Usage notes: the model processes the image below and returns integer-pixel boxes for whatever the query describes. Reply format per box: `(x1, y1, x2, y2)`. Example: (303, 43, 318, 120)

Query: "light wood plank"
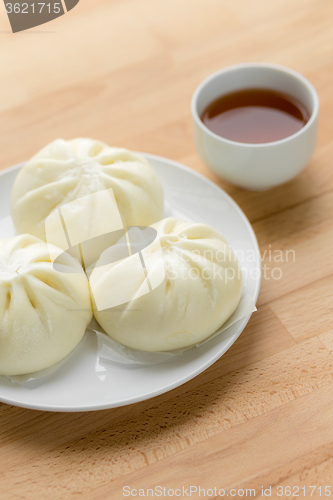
(80, 383, 333, 499)
(1, 337, 332, 498)
(253, 190, 333, 246)
(258, 221, 333, 305)
(270, 275, 333, 342)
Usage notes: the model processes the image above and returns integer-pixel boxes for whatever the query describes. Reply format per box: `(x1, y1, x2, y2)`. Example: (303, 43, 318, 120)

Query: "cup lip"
(191, 62, 319, 148)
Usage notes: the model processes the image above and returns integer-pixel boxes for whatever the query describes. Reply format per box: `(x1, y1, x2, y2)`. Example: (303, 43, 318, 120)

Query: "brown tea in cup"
(201, 88, 309, 144)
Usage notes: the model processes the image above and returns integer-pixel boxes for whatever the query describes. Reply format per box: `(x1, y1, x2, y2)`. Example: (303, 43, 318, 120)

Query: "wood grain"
(270, 276, 333, 342)
(85, 384, 333, 500)
(0, 0, 333, 498)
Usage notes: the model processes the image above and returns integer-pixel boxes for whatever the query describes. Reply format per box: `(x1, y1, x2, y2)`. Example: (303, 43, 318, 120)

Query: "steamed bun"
(11, 138, 164, 241)
(0, 234, 92, 376)
(90, 218, 242, 351)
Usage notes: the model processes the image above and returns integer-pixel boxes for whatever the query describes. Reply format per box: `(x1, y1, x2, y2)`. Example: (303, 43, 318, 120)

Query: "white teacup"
(191, 63, 319, 190)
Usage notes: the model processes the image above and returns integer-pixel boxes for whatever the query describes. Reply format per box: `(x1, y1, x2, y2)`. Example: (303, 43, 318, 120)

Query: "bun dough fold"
(0, 234, 92, 376)
(91, 218, 242, 351)
(11, 138, 164, 241)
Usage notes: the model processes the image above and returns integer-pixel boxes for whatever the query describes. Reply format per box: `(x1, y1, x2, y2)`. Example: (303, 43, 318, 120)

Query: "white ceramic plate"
(0, 154, 261, 412)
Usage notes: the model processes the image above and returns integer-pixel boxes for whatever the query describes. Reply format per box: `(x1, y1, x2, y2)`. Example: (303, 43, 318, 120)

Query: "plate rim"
(0, 154, 261, 412)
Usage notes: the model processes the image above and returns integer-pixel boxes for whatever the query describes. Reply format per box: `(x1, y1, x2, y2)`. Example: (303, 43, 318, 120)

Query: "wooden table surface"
(1, 0, 333, 498)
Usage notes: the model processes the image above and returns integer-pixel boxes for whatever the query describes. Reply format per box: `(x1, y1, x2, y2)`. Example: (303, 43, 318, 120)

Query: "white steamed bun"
(0, 234, 92, 376)
(90, 217, 242, 351)
(11, 138, 164, 241)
